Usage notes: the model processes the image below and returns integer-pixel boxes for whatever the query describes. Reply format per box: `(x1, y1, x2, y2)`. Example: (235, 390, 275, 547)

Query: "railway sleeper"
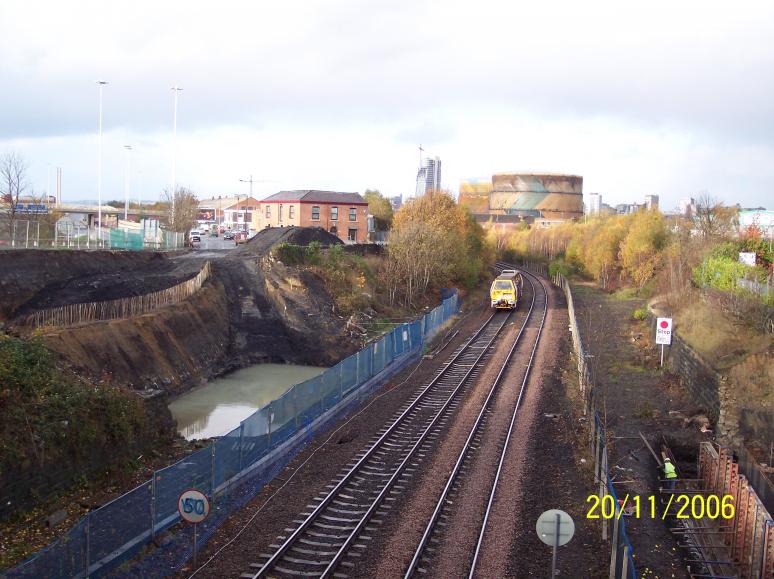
(273, 564, 326, 576)
(290, 546, 339, 557)
(299, 537, 345, 548)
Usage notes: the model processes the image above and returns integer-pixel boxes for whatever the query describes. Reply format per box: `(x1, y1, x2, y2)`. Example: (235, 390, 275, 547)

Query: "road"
(191, 233, 238, 256)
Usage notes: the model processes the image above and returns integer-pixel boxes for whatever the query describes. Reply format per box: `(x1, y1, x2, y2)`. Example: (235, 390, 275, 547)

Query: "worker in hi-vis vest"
(663, 457, 678, 491)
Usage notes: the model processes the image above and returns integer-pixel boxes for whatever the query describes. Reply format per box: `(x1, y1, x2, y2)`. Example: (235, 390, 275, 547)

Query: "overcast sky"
(1, 0, 773, 210)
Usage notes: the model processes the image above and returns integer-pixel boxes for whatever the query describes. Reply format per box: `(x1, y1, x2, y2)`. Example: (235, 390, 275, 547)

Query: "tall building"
(679, 197, 696, 217)
(389, 195, 403, 212)
(415, 157, 442, 196)
(645, 194, 659, 211)
(587, 193, 602, 215)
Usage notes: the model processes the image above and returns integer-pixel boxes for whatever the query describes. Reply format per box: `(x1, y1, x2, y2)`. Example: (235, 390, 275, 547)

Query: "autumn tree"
(163, 187, 199, 233)
(384, 190, 491, 306)
(363, 189, 393, 230)
(619, 210, 668, 289)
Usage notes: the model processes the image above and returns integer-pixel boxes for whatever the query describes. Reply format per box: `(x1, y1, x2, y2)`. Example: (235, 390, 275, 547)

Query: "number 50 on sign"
(178, 489, 210, 524)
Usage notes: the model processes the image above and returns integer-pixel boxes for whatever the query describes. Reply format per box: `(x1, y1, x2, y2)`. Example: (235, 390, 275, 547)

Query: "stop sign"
(656, 317, 672, 345)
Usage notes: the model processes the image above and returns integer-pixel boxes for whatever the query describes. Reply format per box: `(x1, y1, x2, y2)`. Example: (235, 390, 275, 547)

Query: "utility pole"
(96, 80, 108, 244)
(123, 145, 133, 220)
(170, 85, 183, 228)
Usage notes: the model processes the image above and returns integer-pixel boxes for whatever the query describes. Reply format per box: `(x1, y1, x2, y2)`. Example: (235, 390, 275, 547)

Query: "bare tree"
(0, 152, 29, 236)
(162, 187, 199, 233)
(695, 193, 737, 239)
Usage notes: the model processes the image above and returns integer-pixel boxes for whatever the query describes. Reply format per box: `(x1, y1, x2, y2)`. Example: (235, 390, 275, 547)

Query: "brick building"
(258, 190, 369, 243)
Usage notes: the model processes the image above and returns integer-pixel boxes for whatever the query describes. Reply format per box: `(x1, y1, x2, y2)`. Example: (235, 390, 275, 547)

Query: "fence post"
(267, 404, 273, 448)
(85, 511, 91, 577)
(339, 363, 344, 402)
(210, 444, 216, 505)
(620, 545, 630, 578)
(601, 447, 609, 542)
(608, 508, 620, 578)
(151, 473, 156, 540)
(238, 422, 245, 472)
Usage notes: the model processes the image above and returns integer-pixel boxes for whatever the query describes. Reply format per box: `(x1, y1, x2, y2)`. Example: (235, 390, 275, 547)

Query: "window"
(330, 225, 337, 235)
(331, 206, 338, 221)
(494, 280, 512, 290)
(289, 205, 295, 219)
(279, 204, 283, 221)
(265, 205, 271, 218)
(348, 228, 357, 241)
(349, 207, 357, 221)
(312, 206, 320, 220)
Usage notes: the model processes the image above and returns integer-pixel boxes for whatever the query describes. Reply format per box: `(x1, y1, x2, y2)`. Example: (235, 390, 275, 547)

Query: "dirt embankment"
(1, 227, 358, 393)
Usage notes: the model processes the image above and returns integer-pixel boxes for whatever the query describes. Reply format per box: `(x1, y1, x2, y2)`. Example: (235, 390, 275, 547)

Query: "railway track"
(405, 266, 548, 578)
(245, 294, 517, 578)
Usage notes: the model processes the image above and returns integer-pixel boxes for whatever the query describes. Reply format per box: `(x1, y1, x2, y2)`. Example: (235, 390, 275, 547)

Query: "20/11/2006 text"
(586, 494, 735, 520)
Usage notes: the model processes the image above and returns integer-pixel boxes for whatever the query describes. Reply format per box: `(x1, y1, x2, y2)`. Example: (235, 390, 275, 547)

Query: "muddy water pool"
(169, 363, 326, 440)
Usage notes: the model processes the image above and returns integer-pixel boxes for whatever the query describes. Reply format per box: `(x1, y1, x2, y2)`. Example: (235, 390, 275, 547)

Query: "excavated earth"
(0, 227, 355, 393)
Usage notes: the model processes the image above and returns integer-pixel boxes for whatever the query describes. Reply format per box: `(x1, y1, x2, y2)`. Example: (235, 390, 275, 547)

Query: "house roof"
(261, 190, 367, 204)
(199, 196, 242, 210)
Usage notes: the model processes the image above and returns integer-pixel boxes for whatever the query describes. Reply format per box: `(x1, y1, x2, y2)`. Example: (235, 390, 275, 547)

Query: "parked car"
(223, 232, 234, 240)
(191, 234, 201, 243)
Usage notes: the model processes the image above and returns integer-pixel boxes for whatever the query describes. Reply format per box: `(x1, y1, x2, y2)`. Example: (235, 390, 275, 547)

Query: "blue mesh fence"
(154, 448, 213, 531)
(372, 336, 387, 375)
(357, 346, 372, 386)
(89, 482, 153, 570)
(340, 354, 358, 394)
(6, 290, 460, 578)
(213, 426, 242, 489)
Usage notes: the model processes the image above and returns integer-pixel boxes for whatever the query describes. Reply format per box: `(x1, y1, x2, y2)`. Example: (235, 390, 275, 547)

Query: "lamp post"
(96, 80, 108, 244)
(170, 85, 183, 227)
(123, 145, 132, 220)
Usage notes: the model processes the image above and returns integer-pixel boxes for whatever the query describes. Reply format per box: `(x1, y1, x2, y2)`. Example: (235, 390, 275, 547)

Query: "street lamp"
(123, 145, 132, 220)
(170, 85, 183, 227)
(96, 80, 108, 244)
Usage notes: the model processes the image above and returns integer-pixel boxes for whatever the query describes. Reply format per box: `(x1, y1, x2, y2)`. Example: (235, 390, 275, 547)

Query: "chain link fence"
(5, 292, 459, 578)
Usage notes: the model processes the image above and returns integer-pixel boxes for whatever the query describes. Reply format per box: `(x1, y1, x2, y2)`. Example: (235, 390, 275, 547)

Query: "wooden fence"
(23, 261, 211, 328)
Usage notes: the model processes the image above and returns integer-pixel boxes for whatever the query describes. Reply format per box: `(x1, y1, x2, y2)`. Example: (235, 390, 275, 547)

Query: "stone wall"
(653, 315, 772, 447)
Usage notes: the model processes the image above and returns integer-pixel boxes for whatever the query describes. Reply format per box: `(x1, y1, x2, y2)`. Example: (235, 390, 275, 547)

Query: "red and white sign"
(655, 317, 673, 345)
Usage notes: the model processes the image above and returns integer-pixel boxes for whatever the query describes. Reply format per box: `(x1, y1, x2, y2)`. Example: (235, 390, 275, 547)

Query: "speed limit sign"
(178, 489, 210, 524)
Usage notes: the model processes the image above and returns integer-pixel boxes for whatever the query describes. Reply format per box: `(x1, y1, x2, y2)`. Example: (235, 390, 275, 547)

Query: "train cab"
(490, 269, 520, 309)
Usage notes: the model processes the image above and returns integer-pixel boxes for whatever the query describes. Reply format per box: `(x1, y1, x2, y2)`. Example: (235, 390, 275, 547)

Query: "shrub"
(273, 243, 305, 265)
(632, 307, 648, 321)
(549, 258, 572, 279)
(305, 241, 322, 265)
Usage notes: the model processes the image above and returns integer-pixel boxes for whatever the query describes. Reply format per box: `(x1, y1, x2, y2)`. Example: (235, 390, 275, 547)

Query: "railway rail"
(245, 286, 517, 578)
(405, 265, 548, 578)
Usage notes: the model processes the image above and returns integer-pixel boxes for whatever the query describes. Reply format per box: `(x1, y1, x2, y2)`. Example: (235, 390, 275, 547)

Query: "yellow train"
(490, 269, 521, 309)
